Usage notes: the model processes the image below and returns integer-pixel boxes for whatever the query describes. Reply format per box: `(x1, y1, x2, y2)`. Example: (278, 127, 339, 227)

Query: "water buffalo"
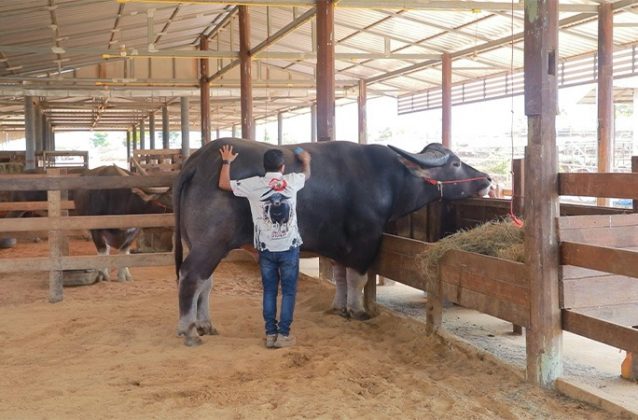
(173, 138, 492, 346)
(74, 165, 172, 282)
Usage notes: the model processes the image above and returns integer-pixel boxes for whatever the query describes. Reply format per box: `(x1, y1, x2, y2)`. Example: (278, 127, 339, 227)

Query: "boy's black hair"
(263, 149, 285, 172)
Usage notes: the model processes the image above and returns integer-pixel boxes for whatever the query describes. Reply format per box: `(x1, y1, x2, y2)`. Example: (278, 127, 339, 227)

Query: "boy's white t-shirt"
(230, 171, 305, 252)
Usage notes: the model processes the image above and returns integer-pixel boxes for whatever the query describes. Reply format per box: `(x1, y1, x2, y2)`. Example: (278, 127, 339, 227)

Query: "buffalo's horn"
(388, 145, 449, 167)
(130, 157, 148, 176)
(141, 186, 170, 194)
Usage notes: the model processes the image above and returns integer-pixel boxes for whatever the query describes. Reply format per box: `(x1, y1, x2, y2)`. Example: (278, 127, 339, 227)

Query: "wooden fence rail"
(0, 171, 176, 302)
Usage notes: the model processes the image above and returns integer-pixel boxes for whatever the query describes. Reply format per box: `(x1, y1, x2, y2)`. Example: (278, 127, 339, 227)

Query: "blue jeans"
(259, 246, 300, 337)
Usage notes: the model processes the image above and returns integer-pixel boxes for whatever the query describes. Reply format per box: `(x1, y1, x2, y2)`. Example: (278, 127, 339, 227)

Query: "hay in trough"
(418, 218, 525, 284)
(0, 162, 24, 174)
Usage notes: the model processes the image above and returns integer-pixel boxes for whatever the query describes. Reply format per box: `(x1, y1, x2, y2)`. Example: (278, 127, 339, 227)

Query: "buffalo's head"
(389, 143, 492, 200)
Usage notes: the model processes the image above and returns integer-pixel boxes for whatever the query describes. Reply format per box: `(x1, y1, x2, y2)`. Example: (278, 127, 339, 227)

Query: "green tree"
(90, 132, 109, 148)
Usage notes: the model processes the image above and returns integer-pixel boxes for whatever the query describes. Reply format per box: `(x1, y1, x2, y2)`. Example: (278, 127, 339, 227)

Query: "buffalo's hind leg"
(195, 276, 218, 336)
(177, 247, 222, 346)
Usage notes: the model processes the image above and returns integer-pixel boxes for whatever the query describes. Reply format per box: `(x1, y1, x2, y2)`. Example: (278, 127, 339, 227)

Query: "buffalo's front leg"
(330, 263, 348, 317)
(346, 268, 371, 320)
(91, 231, 111, 281)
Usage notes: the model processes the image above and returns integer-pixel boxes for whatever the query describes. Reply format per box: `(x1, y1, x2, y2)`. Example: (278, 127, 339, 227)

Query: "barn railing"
(366, 157, 638, 382)
(0, 169, 177, 303)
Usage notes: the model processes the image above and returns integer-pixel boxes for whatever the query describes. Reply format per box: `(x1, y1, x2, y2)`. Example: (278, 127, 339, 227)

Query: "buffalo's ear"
(398, 156, 434, 179)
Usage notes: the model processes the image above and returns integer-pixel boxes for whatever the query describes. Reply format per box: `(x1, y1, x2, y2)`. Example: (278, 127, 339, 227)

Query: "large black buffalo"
(173, 138, 492, 346)
(74, 165, 172, 282)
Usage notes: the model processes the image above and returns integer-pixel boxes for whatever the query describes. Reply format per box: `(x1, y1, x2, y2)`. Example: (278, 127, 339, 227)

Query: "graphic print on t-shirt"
(260, 186, 293, 238)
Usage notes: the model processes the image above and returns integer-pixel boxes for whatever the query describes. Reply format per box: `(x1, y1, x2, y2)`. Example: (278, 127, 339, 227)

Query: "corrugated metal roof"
(0, 0, 637, 133)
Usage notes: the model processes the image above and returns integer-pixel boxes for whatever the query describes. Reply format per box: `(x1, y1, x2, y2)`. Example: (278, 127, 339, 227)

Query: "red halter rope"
(422, 175, 524, 228)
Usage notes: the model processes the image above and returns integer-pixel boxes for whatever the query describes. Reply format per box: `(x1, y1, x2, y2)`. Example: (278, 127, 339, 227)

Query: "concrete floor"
(299, 258, 638, 415)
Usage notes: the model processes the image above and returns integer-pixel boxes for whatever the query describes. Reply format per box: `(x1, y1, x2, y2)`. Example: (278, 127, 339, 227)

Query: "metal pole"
(200, 36, 211, 145)
(239, 6, 254, 140)
(316, 0, 335, 142)
(232, 124, 238, 138)
(277, 111, 284, 146)
(35, 105, 43, 153)
(50, 125, 55, 151)
(42, 115, 49, 151)
(310, 103, 317, 143)
(140, 118, 146, 150)
(24, 96, 36, 170)
(442, 53, 452, 149)
(597, 2, 613, 206)
(358, 80, 367, 144)
(149, 112, 156, 149)
(132, 125, 138, 152)
(181, 96, 190, 159)
(162, 104, 169, 148)
(126, 129, 131, 162)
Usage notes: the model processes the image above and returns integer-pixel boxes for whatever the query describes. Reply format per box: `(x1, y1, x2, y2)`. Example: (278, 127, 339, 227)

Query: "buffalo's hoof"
(117, 269, 133, 282)
(326, 307, 349, 318)
(184, 335, 203, 347)
(348, 310, 372, 321)
(96, 270, 111, 282)
(196, 321, 218, 336)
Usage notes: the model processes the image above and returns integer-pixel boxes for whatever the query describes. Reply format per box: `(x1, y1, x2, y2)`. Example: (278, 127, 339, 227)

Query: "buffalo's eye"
(452, 161, 461, 168)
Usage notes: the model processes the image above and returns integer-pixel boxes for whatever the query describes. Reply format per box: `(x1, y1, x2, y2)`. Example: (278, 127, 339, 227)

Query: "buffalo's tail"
(173, 165, 196, 283)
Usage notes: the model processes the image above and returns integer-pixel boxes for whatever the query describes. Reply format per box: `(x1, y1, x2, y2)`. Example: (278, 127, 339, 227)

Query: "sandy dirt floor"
(0, 239, 610, 419)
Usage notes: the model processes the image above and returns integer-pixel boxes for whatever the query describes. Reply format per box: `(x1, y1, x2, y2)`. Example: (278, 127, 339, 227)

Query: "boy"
(218, 144, 311, 348)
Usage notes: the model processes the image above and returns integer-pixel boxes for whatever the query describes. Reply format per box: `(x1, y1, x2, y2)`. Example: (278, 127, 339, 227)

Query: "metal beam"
(181, 96, 190, 158)
(207, 6, 316, 83)
(441, 53, 451, 148)
(162, 104, 170, 148)
(149, 112, 156, 149)
(200, 36, 211, 144)
(316, 0, 335, 142)
(116, 0, 598, 12)
(366, 11, 598, 85)
(239, 6, 254, 140)
(357, 80, 366, 144)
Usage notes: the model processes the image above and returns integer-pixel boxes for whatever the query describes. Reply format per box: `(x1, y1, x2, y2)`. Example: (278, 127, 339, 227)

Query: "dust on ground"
(0, 239, 607, 419)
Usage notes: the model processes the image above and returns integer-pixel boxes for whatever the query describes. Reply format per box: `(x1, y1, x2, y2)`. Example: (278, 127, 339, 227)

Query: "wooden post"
(524, 0, 563, 388)
(277, 112, 284, 146)
(442, 52, 452, 149)
(181, 96, 190, 159)
(316, 0, 335, 142)
(624, 155, 638, 380)
(126, 130, 131, 162)
(239, 6, 254, 140)
(149, 112, 156, 149)
(512, 158, 525, 217)
(200, 36, 211, 145)
(597, 2, 613, 207)
(48, 168, 68, 303)
(162, 104, 169, 148)
(358, 80, 367, 145)
(24, 96, 36, 170)
(310, 103, 317, 143)
(139, 118, 146, 150)
(512, 157, 525, 336)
